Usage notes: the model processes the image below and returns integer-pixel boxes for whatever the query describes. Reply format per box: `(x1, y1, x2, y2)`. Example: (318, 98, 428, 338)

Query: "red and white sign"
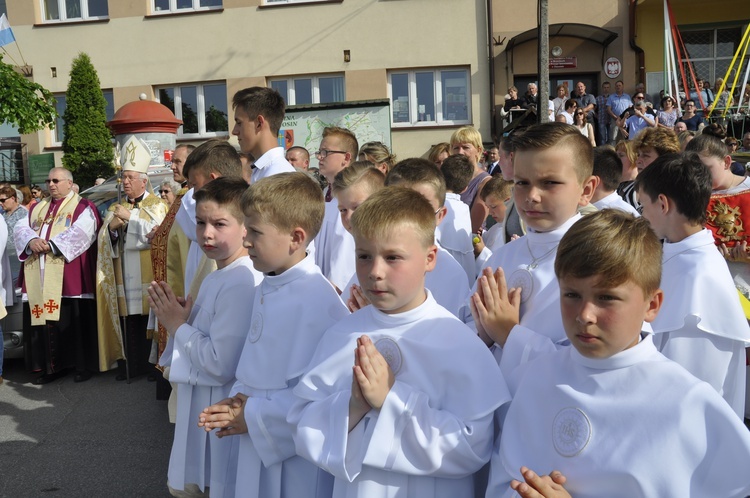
(605, 57, 622, 78)
(549, 57, 577, 69)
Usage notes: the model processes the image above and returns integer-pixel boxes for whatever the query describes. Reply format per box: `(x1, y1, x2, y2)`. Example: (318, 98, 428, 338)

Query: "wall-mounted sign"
(605, 57, 622, 78)
(549, 57, 577, 69)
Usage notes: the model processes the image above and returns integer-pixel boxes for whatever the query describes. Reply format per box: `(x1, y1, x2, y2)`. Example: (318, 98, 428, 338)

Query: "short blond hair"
(480, 176, 513, 201)
(241, 172, 324, 241)
(449, 126, 484, 153)
(385, 158, 447, 207)
(634, 127, 680, 156)
(322, 126, 359, 158)
(510, 122, 593, 184)
(331, 160, 385, 196)
(428, 142, 451, 164)
(555, 209, 662, 297)
(351, 186, 436, 250)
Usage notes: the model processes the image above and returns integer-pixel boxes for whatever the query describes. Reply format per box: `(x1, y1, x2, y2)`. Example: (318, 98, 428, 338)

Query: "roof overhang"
(506, 23, 619, 52)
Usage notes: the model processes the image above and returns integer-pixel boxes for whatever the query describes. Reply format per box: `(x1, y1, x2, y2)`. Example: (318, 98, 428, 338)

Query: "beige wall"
(6, 0, 489, 160)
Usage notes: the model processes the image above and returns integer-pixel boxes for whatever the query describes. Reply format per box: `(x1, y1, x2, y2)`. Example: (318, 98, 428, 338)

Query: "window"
(41, 0, 108, 22)
(156, 82, 228, 138)
(388, 68, 471, 127)
(269, 75, 345, 105)
(51, 90, 113, 145)
(152, 0, 221, 13)
(263, 0, 328, 5)
(679, 25, 749, 88)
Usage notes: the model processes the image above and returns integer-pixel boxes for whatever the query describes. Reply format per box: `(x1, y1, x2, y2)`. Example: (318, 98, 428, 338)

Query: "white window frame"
(263, 0, 328, 5)
(151, 0, 222, 14)
(679, 24, 750, 86)
(40, 0, 109, 22)
(155, 82, 229, 139)
(268, 74, 345, 106)
(387, 68, 471, 128)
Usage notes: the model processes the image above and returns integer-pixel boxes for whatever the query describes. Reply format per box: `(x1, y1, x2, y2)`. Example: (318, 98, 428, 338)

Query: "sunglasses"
(0, 198, 9, 203)
(158, 189, 171, 194)
(45, 179, 67, 184)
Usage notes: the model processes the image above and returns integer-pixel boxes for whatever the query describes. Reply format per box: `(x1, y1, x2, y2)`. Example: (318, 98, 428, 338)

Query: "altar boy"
(198, 172, 349, 498)
(290, 187, 510, 498)
(486, 209, 750, 498)
(467, 123, 596, 379)
(148, 178, 262, 497)
(636, 152, 750, 418)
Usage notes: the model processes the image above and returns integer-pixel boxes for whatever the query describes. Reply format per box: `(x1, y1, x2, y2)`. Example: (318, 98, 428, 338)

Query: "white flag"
(0, 14, 16, 48)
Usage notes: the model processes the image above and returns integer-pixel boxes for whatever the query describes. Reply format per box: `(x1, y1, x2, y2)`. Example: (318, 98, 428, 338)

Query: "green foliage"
(61, 52, 115, 188)
(0, 55, 57, 134)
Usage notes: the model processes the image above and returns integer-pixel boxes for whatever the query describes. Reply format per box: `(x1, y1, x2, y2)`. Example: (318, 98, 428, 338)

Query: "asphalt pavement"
(0, 358, 174, 497)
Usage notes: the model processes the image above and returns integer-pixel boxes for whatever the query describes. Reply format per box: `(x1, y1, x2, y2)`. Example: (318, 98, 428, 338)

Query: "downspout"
(487, 0, 497, 141)
(629, 0, 646, 84)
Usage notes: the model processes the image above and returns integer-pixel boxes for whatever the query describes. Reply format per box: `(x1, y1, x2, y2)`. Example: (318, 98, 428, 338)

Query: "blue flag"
(0, 14, 16, 48)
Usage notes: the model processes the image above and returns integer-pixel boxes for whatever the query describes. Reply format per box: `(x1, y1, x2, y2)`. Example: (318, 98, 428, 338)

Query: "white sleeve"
(497, 325, 561, 394)
(14, 215, 35, 261)
(125, 208, 160, 250)
(244, 382, 302, 468)
(169, 282, 255, 386)
(176, 189, 197, 242)
(0, 216, 7, 259)
(49, 206, 97, 262)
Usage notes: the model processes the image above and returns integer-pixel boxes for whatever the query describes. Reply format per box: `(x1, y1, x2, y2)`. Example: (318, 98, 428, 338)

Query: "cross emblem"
(44, 299, 59, 314)
(31, 305, 43, 318)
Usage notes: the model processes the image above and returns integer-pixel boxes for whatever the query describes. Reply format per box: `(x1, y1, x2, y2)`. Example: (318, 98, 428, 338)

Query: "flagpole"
(1, 46, 21, 67)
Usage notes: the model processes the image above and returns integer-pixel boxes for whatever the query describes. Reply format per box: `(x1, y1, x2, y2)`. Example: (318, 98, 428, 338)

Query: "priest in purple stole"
(15, 167, 101, 384)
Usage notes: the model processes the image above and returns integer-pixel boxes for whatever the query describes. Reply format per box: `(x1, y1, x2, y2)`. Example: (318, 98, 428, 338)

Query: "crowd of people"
(2, 83, 750, 497)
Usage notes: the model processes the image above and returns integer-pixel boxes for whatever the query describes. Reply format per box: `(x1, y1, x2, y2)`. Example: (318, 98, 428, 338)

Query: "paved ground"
(0, 358, 174, 498)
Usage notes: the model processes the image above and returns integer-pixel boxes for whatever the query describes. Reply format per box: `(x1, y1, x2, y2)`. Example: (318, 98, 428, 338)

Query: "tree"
(0, 55, 57, 134)
(62, 52, 114, 188)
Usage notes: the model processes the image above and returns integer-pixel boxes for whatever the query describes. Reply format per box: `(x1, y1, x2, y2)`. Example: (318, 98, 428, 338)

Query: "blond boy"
(487, 210, 750, 498)
(474, 176, 514, 271)
(198, 172, 349, 498)
(149, 177, 262, 497)
(467, 123, 596, 377)
(290, 187, 510, 498)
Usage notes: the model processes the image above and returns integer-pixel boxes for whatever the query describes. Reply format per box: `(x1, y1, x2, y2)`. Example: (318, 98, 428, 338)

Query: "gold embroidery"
(708, 201, 744, 242)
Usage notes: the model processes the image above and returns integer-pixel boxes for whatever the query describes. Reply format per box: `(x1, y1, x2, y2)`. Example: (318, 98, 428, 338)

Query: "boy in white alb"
(314, 127, 360, 292)
(473, 176, 514, 272)
(636, 152, 750, 418)
(198, 172, 349, 498)
(486, 210, 750, 498)
(590, 146, 640, 216)
(437, 154, 476, 284)
(466, 123, 596, 379)
(290, 187, 511, 498)
(148, 178, 263, 497)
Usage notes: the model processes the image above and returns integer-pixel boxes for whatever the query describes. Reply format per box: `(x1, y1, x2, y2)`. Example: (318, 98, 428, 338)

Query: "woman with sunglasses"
(573, 107, 596, 146)
(0, 185, 28, 285)
(157, 179, 181, 208)
(656, 96, 678, 129)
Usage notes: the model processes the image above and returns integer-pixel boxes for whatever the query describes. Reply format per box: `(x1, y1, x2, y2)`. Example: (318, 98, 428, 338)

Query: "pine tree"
(61, 53, 114, 188)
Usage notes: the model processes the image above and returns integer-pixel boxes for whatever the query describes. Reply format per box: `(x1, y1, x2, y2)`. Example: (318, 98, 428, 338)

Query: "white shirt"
(314, 200, 356, 291)
(592, 191, 641, 217)
(436, 193, 475, 285)
(486, 334, 750, 498)
(290, 293, 510, 498)
(251, 146, 295, 184)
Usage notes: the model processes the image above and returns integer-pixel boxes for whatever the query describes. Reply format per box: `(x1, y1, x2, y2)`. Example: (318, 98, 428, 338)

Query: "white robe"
(462, 215, 582, 377)
(652, 228, 750, 418)
(229, 254, 349, 498)
(436, 193, 475, 285)
(290, 293, 511, 498)
(592, 191, 640, 217)
(175, 188, 202, 298)
(486, 334, 750, 498)
(475, 222, 505, 276)
(340, 245, 470, 318)
(15, 191, 98, 300)
(166, 256, 262, 497)
(251, 146, 295, 184)
(314, 200, 356, 292)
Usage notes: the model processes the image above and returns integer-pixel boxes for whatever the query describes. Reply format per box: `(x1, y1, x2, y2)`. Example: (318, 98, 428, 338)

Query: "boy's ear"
(643, 288, 664, 323)
(425, 244, 438, 273)
(578, 175, 597, 206)
(289, 226, 308, 251)
(256, 114, 265, 130)
(435, 206, 447, 226)
(657, 193, 671, 214)
(209, 172, 220, 180)
(723, 155, 733, 171)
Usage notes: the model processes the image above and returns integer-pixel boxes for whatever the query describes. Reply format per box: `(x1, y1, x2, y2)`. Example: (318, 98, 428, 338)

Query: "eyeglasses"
(45, 178, 67, 184)
(122, 174, 142, 182)
(314, 149, 347, 159)
(634, 95, 644, 99)
(158, 189, 171, 194)
(575, 112, 585, 115)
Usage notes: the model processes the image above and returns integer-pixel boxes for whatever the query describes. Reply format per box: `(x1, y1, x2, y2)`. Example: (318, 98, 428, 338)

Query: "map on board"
(278, 100, 391, 169)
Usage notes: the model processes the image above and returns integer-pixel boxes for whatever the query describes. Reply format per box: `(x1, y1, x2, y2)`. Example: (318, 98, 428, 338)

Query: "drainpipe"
(487, 0, 497, 141)
(629, 0, 646, 84)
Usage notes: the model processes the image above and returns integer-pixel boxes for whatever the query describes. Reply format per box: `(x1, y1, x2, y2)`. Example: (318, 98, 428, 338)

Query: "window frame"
(387, 67, 472, 128)
(678, 24, 749, 87)
(151, 0, 222, 14)
(51, 89, 114, 146)
(40, 0, 109, 23)
(262, 0, 329, 5)
(155, 82, 229, 139)
(268, 74, 346, 106)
